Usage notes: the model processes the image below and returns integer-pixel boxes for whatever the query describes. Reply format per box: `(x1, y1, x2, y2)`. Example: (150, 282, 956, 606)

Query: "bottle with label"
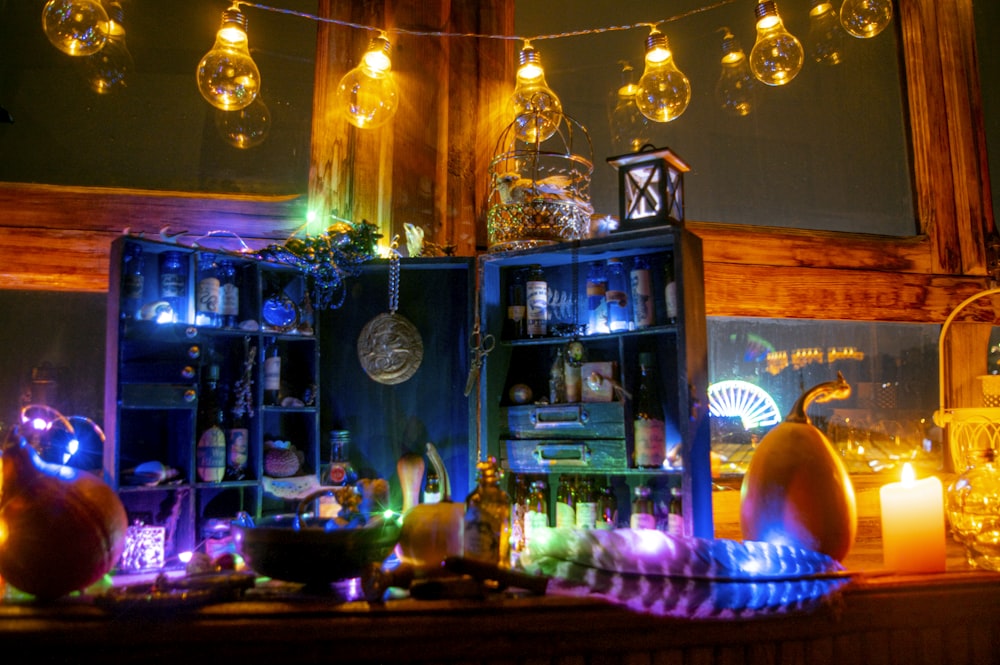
(217, 259, 239, 328)
(597, 481, 618, 530)
(664, 250, 678, 324)
(585, 261, 609, 335)
(524, 479, 549, 548)
(574, 476, 598, 529)
(506, 269, 527, 339)
(555, 475, 576, 527)
(121, 243, 145, 321)
(633, 352, 667, 468)
(263, 338, 282, 406)
(630, 255, 654, 329)
(508, 474, 528, 563)
(196, 362, 226, 483)
(630, 485, 656, 529)
(158, 250, 187, 323)
(424, 469, 442, 504)
(226, 411, 249, 481)
(605, 257, 630, 332)
(463, 457, 511, 566)
(525, 264, 548, 338)
(668, 486, 684, 536)
(195, 253, 221, 327)
(326, 430, 357, 486)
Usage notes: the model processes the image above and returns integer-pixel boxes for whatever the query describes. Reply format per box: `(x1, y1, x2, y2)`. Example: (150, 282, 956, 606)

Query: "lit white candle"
(879, 463, 946, 573)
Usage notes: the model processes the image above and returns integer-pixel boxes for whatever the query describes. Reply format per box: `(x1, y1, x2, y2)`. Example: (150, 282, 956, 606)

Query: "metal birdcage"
(486, 113, 594, 252)
(933, 287, 1000, 469)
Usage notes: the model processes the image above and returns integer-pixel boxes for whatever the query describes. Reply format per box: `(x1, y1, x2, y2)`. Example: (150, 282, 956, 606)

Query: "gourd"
(396, 442, 464, 574)
(740, 372, 857, 562)
(0, 427, 128, 599)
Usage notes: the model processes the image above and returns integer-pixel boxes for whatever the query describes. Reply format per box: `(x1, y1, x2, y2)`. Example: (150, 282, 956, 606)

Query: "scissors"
(464, 326, 496, 396)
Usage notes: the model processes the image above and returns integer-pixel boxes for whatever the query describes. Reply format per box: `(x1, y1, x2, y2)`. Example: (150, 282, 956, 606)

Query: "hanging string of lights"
(41, 0, 894, 130)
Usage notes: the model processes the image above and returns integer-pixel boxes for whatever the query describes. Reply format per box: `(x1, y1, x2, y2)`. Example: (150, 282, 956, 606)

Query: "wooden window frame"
(0, 0, 992, 328)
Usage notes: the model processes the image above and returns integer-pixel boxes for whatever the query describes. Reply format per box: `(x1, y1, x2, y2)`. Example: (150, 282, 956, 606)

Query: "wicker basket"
(486, 114, 594, 252)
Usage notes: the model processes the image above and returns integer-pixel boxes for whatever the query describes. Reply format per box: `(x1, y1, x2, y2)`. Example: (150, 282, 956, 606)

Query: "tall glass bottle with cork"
(633, 352, 666, 468)
(464, 457, 511, 566)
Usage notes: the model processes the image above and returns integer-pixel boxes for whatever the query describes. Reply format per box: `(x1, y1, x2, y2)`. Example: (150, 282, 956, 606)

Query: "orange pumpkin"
(396, 442, 464, 574)
(0, 427, 128, 599)
(740, 373, 857, 562)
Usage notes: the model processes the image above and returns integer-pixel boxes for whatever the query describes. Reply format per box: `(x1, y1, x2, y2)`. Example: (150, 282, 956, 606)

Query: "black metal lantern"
(607, 145, 689, 231)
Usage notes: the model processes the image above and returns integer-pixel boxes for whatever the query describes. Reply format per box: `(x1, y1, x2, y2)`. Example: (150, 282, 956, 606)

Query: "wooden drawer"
(501, 402, 624, 440)
(505, 438, 627, 473)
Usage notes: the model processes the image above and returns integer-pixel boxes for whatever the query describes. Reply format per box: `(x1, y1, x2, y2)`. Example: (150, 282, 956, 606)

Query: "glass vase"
(946, 448, 1000, 570)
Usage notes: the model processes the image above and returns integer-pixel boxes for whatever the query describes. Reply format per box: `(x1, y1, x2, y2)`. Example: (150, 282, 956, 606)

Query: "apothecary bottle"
(663, 250, 678, 324)
(630, 255, 654, 329)
(946, 447, 1000, 571)
(633, 352, 666, 468)
(327, 430, 357, 486)
(526, 264, 548, 338)
(574, 476, 597, 529)
(158, 251, 187, 323)
(196, 253, 221, 328)
(524, 479, 549, 547)
(667, 486, 683, 536)
(121, 243, 145, 321)
(263, 338, 282, 406)
(630, 485, 656, 529)
(217, 259, 239, 328)
(555, 475, 576, 527)
(585, 261, 609, 335)
(597, 482, 618, 530)
(464, 457, 511, 566)
(506, 269, 527, 339)
(605, 257, 630, 332)
(196, 362, 226, 483)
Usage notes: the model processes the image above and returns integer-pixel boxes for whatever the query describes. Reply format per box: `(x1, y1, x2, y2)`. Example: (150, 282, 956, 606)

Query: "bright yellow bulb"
(196, 7, 260, 111)
(336, 34, 399, 129)
(510, 43, 562, 143)
(635, 29, 690, 123)
(42, 0, 108, 56)
(750, 2, 804, 86)
(840, 0, 893, 39)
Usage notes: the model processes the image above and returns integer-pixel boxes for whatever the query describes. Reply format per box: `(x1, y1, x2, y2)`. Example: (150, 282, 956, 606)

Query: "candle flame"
(900, 462, 915, 485)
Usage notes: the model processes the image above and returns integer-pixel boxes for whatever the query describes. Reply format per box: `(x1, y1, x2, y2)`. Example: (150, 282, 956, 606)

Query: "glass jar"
(946, 447, 1000, 570)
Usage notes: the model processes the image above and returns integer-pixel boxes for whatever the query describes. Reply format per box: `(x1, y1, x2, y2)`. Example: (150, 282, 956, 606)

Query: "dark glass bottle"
(597, 481, 618, 530)
(574, 476, 597, 529)
(630, 255, 654, 329)
(506, 269, 527, 339)
(555, 475, 576, 527)
(630, 485, 656, 529)
(158, 251, 187, 323)
(668, 486, 684, 536)
(121, 243, 145, 321)
(218, 259, 239, 328)
(263, 338, 282, 406)
(633, 352, 666, 468)
(326, 430, 357, 486)
(196, 362, 226, 483)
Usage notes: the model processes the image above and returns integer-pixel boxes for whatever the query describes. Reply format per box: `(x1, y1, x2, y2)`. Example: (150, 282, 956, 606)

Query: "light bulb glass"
(808, 1, 845, 65)
(83, 3, 132, 94)
(840, 0, 893, 39)
(715, 31, 756, 117)
(750, 1, 804, 86)
(609, 62, 650, 153)
(510, 43, 563, 144)
(336, 35, 399, 129)
(215, 95, 271, 149)
(635, 29, 691, 123)
(42, 0, 108, 57)
(196, 7, 261, 111)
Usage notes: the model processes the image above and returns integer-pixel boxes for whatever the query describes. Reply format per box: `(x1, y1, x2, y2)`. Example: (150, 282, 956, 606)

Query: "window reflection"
(708, 317, 942, 477)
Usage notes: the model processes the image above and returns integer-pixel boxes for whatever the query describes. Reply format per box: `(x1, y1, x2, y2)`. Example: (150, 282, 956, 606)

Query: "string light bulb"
(336, 32, 399, 129)
(215, 95, 271, 149)
(41, 0, 108, 57)
(715, 29, 756, 117)
(749, 1, 804, 86)
(196, 3, 261, 111)
(510, 42, 563, 143)
(840, 0, 893, 39)
(808, 0, 845, 65)
(83, 2, 133, 94)
(609, 62, 650, 153)
(634, 27, 691, 123)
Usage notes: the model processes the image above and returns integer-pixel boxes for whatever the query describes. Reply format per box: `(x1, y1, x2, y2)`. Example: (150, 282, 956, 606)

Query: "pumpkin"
(396, 442, 464, 574)
(740, 372, 857, 562)
(0, 426, 128, 599)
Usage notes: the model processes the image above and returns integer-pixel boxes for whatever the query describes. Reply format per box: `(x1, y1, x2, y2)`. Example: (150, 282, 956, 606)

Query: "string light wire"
(235, 0, 742, 44)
